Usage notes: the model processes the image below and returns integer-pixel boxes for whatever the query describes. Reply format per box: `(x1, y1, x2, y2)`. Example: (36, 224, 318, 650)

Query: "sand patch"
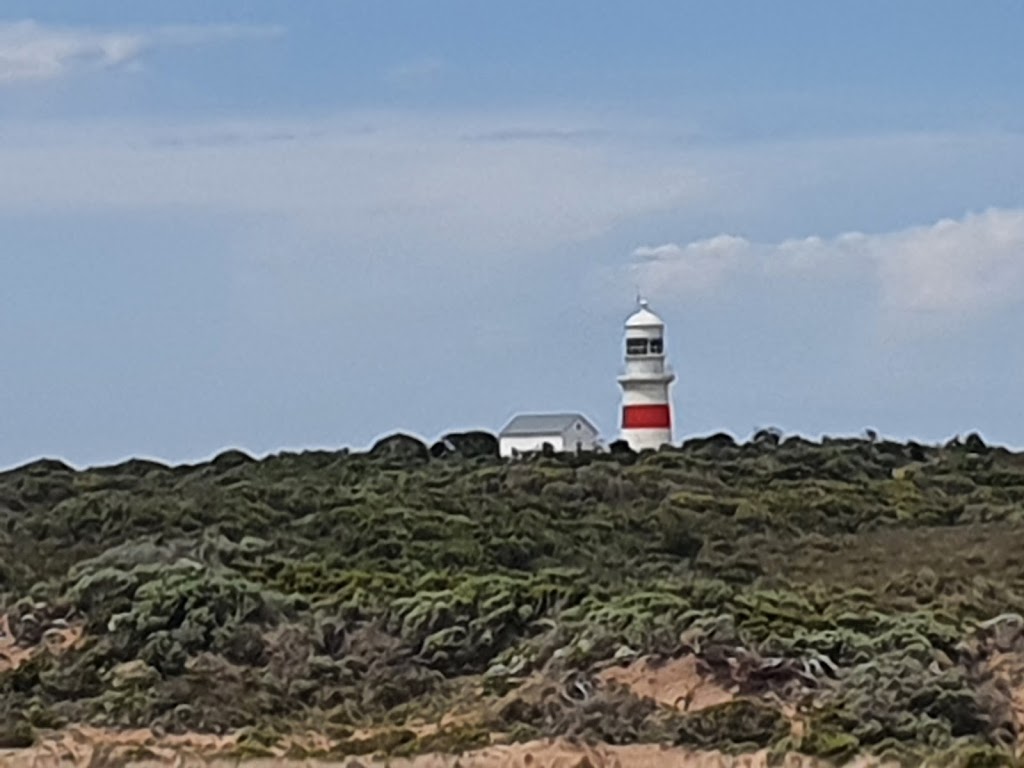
(0, 736, 898, 768)
(0, 614, 84, 673)
(0, 615, 33, 673)
(984, 649, 1024, 749)
(0, 726, 235, 768)
(598, 656, 733, 712)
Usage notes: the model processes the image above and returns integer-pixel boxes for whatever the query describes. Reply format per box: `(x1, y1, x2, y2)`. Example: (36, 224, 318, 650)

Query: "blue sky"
(2, 2, 1023, 468)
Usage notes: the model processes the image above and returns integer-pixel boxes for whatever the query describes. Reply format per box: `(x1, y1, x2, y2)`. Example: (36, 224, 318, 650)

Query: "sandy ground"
(0, 736, 898, 768)
(368, 742, 894, 768)
(0, 644, 970, 766)
(598, 655, 733, 713)
(0, 615, 32, 672)
(985, 649, 1024, 749)
(0, 652, 843, 767)
(0, 614, 83, 674)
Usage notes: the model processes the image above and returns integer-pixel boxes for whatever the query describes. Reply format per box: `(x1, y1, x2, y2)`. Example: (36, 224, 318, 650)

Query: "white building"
(498, 413, 602, 458)
(618, 299, 676, 451)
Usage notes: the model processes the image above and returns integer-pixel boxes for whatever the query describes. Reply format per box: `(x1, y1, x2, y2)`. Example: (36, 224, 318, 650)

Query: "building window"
(650, 338, 663, 354)
(626, 338, 648, 356)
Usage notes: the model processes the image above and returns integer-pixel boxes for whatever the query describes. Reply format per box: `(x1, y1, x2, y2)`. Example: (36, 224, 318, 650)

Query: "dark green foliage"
(798, 727, 860, 761)
(608, 439, 635, 456)
(369, 433, 429, 464)
(400, 724, 490, 755)
(2, 434, 1024, 759)
(657, 507, 704, 559)
(676, 700, 788, 750)
(0, 720, 35, 749)
(430, 431, 499, 460)
(330, 728, 417, 756)
(490, 677, 665, 745)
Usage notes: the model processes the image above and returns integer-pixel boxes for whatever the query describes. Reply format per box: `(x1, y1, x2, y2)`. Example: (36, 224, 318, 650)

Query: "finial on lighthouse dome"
(625, 297, 665, 329)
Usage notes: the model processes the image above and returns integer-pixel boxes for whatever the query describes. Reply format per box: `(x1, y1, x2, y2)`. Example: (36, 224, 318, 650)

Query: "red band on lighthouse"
(621, 404, 671, 429)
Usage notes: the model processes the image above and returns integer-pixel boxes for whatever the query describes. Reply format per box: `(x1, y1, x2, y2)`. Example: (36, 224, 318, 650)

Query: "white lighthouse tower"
(618, 299, 675, 451)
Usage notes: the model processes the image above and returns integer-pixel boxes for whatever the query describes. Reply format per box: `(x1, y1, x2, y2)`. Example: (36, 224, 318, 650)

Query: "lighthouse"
(618, 299, 676, 451)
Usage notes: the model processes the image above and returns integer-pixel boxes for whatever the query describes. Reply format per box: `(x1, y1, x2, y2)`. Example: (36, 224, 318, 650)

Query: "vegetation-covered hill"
(3, 430, 1024, 765)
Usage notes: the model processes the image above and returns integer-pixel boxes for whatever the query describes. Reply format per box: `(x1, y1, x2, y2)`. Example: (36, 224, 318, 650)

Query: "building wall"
(499, 434, 565, 458)
(620, 324, 674, 450)
(621, 426, 671, 452)
(559, 419, 601, 453)
(620, 381, 674, 406)
(625, 325, 662, 341)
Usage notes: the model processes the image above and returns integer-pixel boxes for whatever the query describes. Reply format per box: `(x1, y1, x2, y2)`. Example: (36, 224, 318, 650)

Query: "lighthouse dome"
(625, 300, 664, 328)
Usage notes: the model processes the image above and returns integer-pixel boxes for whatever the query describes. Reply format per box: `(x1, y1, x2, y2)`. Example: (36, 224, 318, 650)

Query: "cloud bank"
(0, 20, 283, 83)
(632, 208, 1024, 317)
(1, 107, 1021, 333)
(0, 114, 696, 256)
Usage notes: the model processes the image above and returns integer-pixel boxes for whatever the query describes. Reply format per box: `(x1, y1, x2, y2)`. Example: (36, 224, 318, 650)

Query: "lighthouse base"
(621, 428, 672, 452)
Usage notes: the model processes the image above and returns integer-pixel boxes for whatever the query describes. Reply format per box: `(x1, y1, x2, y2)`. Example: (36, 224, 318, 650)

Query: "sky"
(1, 1, 1023, 469)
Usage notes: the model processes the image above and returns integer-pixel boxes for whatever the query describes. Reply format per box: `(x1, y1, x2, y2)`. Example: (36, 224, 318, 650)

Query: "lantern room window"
(626, 338, 648, 356)
(650, 338, 663, 354)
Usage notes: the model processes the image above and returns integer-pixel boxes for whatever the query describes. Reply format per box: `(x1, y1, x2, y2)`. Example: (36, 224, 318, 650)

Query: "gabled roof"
(499, 413, 597, 437)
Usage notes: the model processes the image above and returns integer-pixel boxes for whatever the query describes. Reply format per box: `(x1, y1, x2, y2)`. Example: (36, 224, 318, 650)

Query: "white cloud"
(1, 109, 1022, 324)
(0, 113, 698, 256)
(0, 20, 283, 84)
(632, 235, 751, 293)
(871, 210, 1024, 313)
(631, 208, 1024, 317)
